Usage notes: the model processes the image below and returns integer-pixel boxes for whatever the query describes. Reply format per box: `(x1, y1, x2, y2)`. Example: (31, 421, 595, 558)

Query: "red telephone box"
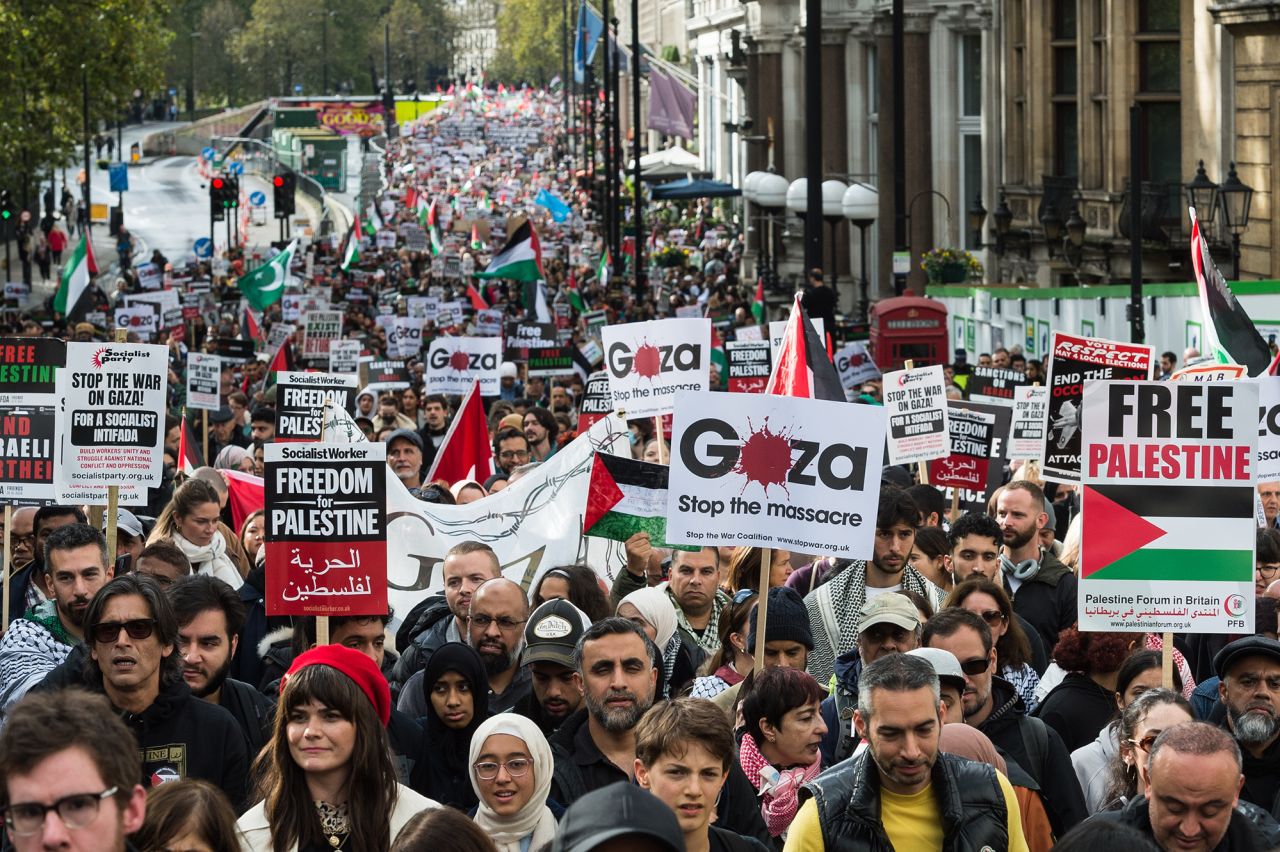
(869, 296, 949, 371)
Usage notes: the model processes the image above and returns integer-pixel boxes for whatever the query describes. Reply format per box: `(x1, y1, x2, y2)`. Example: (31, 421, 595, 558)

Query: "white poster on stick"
(602, 318, 710, 418)
(664, 391, 885, 558)
(186, 352, 222, 411)
(426, 336, 502, 395)
(882, 365, 949, 465)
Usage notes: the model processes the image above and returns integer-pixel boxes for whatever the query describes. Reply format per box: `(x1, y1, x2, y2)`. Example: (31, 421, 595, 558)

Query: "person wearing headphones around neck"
(995, 481, 1078, 656)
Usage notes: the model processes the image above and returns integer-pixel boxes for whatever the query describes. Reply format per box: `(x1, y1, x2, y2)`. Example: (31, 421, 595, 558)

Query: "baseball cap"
(552, 783, 683, 852)
(208, 407, 234, 424)
(1213, 635, 1280, 680)
(106, 508, 143, 540)
(523, 597, 589, 669)
(385, 428, 423, 450)
(907, 647, 966, 691)
(858, 593, 922, 634)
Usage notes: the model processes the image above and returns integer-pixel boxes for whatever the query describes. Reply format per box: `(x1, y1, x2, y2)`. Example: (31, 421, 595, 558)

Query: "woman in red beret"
(238, 645, 441, 851)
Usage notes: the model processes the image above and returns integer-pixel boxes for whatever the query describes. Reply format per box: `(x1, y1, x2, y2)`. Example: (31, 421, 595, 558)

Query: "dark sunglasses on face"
(976, 609, 1007, 626)
(91, 618, 155, 645)
(958, 656, 991, 676)
(1129, 731, 1161, 752)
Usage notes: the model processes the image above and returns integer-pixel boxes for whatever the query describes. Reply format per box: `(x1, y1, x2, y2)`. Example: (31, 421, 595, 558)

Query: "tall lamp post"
(1217, 162, 1252, 281)
(843, 182, 877, 324)
(785, 177, 809, 276)
(755, 172, 789, 291)
(821, 180, 848, 291)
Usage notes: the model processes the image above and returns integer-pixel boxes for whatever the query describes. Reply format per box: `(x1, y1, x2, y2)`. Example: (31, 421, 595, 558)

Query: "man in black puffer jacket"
(792, 654, 1025, 850)
(1091, 721, 1280, 851)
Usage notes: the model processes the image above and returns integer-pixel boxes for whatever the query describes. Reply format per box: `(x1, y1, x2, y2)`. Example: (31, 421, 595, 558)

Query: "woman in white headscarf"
(467, 714, 558, 852)
(617, 586, 697, 697)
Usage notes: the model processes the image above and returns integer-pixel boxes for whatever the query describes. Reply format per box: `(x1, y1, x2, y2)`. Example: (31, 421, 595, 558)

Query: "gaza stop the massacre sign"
(602, 318, 710, 418)
(426, 336, 501, 395)
(1079, 380, 1257, 633)
(664, 391, 885, 558)
(265, 442, 387, 616)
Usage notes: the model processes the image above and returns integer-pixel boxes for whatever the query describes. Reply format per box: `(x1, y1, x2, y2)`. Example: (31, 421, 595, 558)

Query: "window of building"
(959, 33, 982, 248)
(1135, 0, 1180, 218)
(1007, 0, 1026, 184)
(1050, 0, 1079, 178)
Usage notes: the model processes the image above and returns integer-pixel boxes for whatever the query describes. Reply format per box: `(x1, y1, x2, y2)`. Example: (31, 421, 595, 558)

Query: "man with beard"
(6, 505, 86, 624)
(803, 487, 947, 685)
(513, 598, 587, 734)
(0, 524, 112, 717)
(786, 654, 1027, 851)
(167, 575, 274, 757)
(549, 618, 771, 845)
(923, 607, 1086, 836)
(417, 394, 451, 469)
(995, 481, 1077, 654)
(386, 429, 425, 490)
(466, 577, 533, 713)
(1211, 636, 1280, 818)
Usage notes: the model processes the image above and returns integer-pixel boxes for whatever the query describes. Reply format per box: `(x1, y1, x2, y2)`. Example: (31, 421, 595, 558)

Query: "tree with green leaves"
(489, 0, 564, 85)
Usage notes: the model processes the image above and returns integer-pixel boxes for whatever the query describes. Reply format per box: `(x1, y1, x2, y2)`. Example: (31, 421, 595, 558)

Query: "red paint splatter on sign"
(448, 350, 471, 372)
(734, 417, 794, 497)
(632, 342, 661, 379)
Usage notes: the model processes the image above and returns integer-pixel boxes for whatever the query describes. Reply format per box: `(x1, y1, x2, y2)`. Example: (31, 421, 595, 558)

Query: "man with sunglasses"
(82, 574, 249, 811)
(923, 607, 1086, 837)
(0, 690, 147, 852)
(0, 523, 112, 719)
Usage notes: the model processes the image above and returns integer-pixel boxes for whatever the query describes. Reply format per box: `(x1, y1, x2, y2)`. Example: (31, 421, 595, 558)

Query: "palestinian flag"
(417, 196, 431, 228)
(584, 453, 691, 549)
(565, 272, 586, 312)
(177, 413, 205, 475)
(470, 223, 484, 251)
(263, 337, 297, 392)
(751, 277, 766, 324)
(241, 304, 264, 343)
(341, 216, 363, 271)
(1190, 206, 1271, 376)
(1081, 484, 1254, 582)
(53, 234, 97, 317)
(366, 202, 383, 235)
(596, 249, 610, 288)
(523, 280, 551, 323)
(475, 220, 544, 282)
(764, 293, 845, 401)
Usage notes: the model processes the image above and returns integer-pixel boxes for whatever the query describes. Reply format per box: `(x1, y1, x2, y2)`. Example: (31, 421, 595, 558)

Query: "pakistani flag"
(53, 233, 96, 317)
(341, 217, 363, 271)
(237, 240, 297, 311)
(596, 248, 610, 288)
(475, 220, 544, 282)
(583, 453, 692, 550)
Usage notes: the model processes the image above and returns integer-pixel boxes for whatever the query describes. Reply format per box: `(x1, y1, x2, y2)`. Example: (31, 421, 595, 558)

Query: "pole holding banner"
(103, 327, 128, 565)
(753, 548, 771, 671)
(2, 504, 10, 632)
(202, 409, 209, 468)
(1161, 631, 1174, 689)
(654, 415, 666, 464)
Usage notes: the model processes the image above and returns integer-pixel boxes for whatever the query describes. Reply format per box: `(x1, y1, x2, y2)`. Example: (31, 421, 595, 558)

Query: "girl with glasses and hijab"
(468, 714, 560, 852)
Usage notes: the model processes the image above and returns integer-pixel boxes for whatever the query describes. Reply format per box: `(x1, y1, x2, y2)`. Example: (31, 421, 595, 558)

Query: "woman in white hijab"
(617, 586, 694, 696)
(467, 713, 558, 852)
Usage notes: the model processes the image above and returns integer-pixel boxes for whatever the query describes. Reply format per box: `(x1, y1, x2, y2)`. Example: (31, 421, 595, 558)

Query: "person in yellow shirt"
(784, 654, 1028, 852)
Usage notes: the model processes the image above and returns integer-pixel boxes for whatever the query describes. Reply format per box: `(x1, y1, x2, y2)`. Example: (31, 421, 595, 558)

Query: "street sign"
(228, 161, 244, 176)
(892, 252, 911, 275)
(249, 191, 266, 206)
(108, 164, 128, 193)
(201, 147, 215, 162)
(193, 237, 212, 258)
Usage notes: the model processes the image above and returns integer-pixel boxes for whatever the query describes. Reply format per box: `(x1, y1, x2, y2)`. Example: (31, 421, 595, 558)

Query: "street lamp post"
(843, 182, 877, 324)
(756, 172, 789, 292)
(1217, 162, 1253, 281)
(821, 180, 848, 291)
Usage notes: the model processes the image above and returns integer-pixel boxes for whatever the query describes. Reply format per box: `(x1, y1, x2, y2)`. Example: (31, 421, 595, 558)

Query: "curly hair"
(1052, 627, 1133, 675)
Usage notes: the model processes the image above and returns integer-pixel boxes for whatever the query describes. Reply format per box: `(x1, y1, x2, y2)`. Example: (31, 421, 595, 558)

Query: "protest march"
(7, 84, 1280, 852)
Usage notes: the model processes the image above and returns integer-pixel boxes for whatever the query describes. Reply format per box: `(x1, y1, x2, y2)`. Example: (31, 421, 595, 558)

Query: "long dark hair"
(531, 564, 611, 622)
(253, 665, 398, 852)
(1101, 686, 1192, 808)
(944, 577, 1033, 671)
(133, 779, 242, 852)
(698, 591, 756, 677)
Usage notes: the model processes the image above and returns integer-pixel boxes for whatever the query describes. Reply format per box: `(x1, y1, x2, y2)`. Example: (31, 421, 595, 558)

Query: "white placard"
(882, 365, 950, 465)
(735, 325, 763, 343)
(186, 352, 222, 411)
(665, 391, 885, 558)
(834, 341, 882, 393)
(59, 343, 168, 488)
(303, 310, 343, 361)
(602, 318, 711, 418)
(392, 317, 424, 359)
(426, 336, 502, 395)
(328, 340, 361, 374)
(114, 306, 158, 340)
(770, 318, 823, 362)
(1009, 385, 1050, 461)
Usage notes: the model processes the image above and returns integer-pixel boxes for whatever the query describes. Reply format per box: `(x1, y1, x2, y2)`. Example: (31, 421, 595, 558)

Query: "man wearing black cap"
(208, 407, 246, 457)
(1212, 635, 1280, 817)
(512, 598, 586, 734)
(552, 782, 683, 852)
(386, 428, 425, 490)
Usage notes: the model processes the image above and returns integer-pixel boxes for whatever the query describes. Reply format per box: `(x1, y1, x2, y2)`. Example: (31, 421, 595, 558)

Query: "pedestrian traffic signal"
(272, 173, 296, 218)
(0, 190, 13, 222)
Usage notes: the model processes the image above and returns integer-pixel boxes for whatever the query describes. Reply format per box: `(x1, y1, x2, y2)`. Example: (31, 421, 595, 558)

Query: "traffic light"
(209, 177, 226, 221)
(273, 173, 296, 218)
(222, 177, 240, 210)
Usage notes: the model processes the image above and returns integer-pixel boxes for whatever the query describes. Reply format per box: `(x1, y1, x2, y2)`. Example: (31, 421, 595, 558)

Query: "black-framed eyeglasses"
(732, 588, 757, 605)
(473, 759, 532, 780)
(469, 614, 526, 631)
(4, 788, 118, 835)
(1258, 563, 1280, 579)
(498, 449, 530, 461)
(90, 619, 155, 645)
(958, 656, 991, 676)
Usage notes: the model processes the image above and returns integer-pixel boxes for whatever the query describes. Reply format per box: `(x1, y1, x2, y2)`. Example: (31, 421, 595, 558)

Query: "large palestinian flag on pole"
(583, 453, 691, 550)
(1190, 206, 1271, 376)
(474, 220, 543, 282)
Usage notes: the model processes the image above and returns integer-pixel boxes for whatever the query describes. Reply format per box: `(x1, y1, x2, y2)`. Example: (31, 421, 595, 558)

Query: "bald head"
(468, 577, 528, 676)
